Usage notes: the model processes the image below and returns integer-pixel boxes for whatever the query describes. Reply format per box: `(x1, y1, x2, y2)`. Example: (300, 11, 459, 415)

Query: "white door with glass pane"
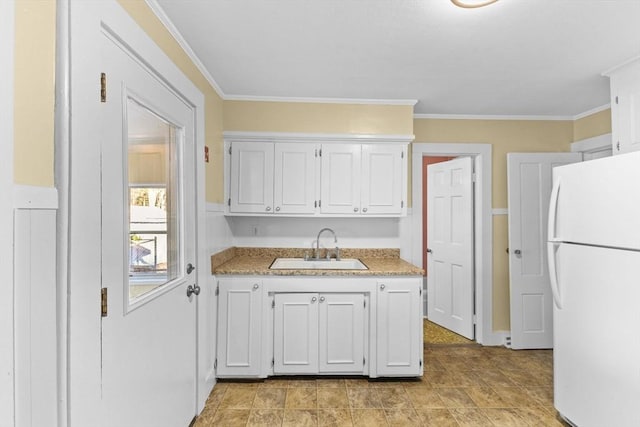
(426, 157, 475, 339)
(100, 33, 197, 426)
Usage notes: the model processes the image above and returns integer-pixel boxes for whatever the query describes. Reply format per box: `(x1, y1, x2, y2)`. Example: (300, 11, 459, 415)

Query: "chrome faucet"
(315, 227, 340, 260)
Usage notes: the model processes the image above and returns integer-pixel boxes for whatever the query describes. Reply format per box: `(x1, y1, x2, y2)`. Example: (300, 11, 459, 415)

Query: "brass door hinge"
(100, 73, 106, 103)
(101, 287, 108, 317)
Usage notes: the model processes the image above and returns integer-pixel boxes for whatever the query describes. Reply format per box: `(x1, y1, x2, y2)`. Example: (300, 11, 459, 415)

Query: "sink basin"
(270, 258, 368, 270)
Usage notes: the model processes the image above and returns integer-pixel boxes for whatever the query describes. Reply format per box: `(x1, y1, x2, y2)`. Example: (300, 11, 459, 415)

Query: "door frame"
(412, 143, 499, 345)
(0, 1, 15, 424)
(61, 1, 206, 424)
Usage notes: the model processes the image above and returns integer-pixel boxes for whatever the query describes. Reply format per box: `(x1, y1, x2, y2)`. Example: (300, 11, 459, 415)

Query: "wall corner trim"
(13, 185, 59, 210)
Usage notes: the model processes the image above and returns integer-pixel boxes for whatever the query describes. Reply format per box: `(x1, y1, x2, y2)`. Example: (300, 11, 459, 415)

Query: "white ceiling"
(154, 0, 640, 117)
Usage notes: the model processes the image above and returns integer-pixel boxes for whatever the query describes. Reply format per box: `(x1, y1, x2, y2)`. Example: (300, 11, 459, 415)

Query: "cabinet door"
(273, 143, 317, 214)
(377, 279, 423, 376)
(229, 141, 274, 213)
(216, 279, 264, 377)
(610, 60, 640, 155)
(319, 293, 366, 373)
(274, 293, 319, 374)
(361, 145, 404, 215)
(320, 144, 361, 214)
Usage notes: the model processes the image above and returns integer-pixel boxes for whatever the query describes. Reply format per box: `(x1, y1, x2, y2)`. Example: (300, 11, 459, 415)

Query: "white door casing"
(507, 153, 581, 349)
(427, 157, 475, 339)
(411, 143, 494, 345)
(0, 1, 15, 424)
(100, 31, 198, 426)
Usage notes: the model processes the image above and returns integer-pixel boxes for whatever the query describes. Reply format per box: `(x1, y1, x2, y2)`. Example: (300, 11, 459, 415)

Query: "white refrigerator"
(548, 151, 640, 427)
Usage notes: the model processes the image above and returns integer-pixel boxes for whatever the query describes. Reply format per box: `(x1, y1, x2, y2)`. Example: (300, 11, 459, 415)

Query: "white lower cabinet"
(216, 278, 264, 377)
(376, 279, 423, 376)
(273, 293, 320, 374)
(216, 276, 421, 378)
(273, 293, 367, 375)
(318, 293, 366, 373)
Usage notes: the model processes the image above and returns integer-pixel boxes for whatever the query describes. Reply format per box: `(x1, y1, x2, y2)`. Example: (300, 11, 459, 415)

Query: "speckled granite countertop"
(211, 247, 424, 276)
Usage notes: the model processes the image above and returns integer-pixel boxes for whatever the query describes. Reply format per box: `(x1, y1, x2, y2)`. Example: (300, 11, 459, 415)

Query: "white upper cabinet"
(361, 145, 405, 215)
(320, 144, 406, 215)
(273, 143, 317, 214)
(229, 141, 317, 214)
(605, 58, 640, 155)
(320, 144, 362, 214)
(229, 141, 274, 213)
(225, 133, 411, 217)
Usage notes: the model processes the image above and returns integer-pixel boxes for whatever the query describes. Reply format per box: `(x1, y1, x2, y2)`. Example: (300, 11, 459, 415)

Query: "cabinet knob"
(275, 207, 281, 212)
(380, 284, 385, 290)
(253, 283, 259, 290)
(266, 206, 271, 212)
(319, 296, 325, 302)
(363, 207, 368, 213)
(311, 296, 317, 302)
(354, 207, 359, 212)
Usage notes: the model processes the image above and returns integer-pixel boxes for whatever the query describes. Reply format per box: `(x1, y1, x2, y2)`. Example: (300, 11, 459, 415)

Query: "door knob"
(186, 263, 195, 274)
(380, 284, 385, 290)
(426, 248, 432, 254)
(186, 284, 200, 297)
(514, 249, 522, 255)
(319, 296, 325, 302)
(353, 207, 359, 212)
(311, 296, 317, 302)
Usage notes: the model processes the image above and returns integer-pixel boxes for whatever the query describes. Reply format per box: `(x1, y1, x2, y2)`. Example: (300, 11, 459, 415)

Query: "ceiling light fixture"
(451, 0, 499, 8)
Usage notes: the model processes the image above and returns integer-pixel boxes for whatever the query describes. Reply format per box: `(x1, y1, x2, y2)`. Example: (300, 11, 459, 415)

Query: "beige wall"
(413, 118, 574, 331)
(118, 1, 224, 204)
(13, 0, 56, 187)
(223, 101, 414, 135)
(573, 108, 612, 141)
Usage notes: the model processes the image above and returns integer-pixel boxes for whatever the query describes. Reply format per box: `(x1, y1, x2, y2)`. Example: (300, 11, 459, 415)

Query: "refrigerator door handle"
(547, 176, 561, 242)
(547, 176, 562, 309)
(547, 242, 563, 309)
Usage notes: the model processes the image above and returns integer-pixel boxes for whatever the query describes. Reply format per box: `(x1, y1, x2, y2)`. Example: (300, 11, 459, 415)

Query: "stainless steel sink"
(269, 258, 368, 270)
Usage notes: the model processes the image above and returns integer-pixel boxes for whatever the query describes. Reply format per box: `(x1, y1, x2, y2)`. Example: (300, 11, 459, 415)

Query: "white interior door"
(426, 157, 474, 339)
(507, 152, 581, 349)
(100, 33, 198, 426)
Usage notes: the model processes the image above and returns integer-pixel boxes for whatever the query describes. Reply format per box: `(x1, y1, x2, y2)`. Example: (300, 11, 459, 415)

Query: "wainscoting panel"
(14, 208, 57, 427)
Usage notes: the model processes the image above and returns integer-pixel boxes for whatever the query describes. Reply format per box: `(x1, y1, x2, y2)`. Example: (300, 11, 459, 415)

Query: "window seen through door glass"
(127, 99, 181, 301)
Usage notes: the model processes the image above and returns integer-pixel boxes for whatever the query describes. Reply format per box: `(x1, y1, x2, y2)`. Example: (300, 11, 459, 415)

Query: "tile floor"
(194, 344, 568, 426)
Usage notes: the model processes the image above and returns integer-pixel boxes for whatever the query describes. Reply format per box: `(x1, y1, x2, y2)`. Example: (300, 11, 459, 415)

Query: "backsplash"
(228, 215, 413, 257)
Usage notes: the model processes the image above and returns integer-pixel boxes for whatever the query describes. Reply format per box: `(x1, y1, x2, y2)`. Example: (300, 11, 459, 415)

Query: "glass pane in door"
(127, 98, 181, 302)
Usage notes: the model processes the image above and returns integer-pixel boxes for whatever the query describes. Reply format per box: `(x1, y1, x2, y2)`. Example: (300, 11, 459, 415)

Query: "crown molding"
(572, 103, 611, 120)
(224, 94, 418, 106)
(413, 113, 574, 121)
(223, 131, 414, 143)
(414, 104, 612, 122)
(601, 54, 640, 76)
(144, 0, 225, 99)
